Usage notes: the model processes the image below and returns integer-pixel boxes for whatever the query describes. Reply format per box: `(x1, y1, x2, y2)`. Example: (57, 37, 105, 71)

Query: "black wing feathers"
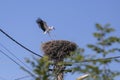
(36, 18, 48, 32)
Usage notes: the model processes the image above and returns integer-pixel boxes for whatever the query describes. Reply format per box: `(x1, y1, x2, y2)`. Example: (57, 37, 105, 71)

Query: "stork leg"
(52, 31, 56, 39)
(48, 32, 53, 40)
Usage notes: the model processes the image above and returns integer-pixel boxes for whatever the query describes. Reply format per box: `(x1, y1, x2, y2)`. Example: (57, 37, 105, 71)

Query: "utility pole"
(42, 40, 77, 80)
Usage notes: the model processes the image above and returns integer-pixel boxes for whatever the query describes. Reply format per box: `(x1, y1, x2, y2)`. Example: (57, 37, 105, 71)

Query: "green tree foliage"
(86, 23, 120, 80)
(71, 23, 120, 80)
(26, 56, 53, 80)
(25, 23, 120, 80)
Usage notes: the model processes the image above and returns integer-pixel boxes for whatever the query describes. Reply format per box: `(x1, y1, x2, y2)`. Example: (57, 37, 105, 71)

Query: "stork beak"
(51, 26, 55, 30)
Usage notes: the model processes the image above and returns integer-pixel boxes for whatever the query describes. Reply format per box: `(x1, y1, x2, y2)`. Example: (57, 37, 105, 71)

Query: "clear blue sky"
(0, 0, 120, 80)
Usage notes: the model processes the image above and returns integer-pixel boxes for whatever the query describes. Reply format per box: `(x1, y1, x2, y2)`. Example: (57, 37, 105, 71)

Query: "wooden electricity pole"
(42, 40, 77, 80)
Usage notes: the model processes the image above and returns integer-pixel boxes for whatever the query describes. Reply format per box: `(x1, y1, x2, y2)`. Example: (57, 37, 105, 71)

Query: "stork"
(36, 18, 55, 34)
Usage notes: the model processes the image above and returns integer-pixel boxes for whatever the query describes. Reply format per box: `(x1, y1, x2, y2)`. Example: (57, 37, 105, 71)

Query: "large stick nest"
(41, 40, 77, 61)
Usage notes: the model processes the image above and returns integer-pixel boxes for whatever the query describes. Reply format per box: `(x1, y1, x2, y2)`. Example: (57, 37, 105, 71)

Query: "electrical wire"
(81, 56, 120, 62)
(0, 49, 36, 79)
(14, 75, 31, 80)
(0, 28, 43, 58)
(0, 49, 22, 67)
(0, 42, 32, 70)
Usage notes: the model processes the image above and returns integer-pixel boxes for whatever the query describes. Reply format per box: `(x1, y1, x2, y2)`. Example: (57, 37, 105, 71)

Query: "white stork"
(36, 18, 55, 34)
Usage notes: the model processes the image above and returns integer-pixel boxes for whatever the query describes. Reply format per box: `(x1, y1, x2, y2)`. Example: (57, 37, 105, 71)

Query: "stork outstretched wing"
(36, 18, 49, 32)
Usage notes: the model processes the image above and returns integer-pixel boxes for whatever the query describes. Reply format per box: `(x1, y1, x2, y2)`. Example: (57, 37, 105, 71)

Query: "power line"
(0, 28, 43, 58)
(14, 75, 31, 80)
(65, 56, 120, 65)
(0, 42, 32, 70)
(0, 49, 36, 79)
(0, 49, 22, 67)
(81, 56, 120, 62)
